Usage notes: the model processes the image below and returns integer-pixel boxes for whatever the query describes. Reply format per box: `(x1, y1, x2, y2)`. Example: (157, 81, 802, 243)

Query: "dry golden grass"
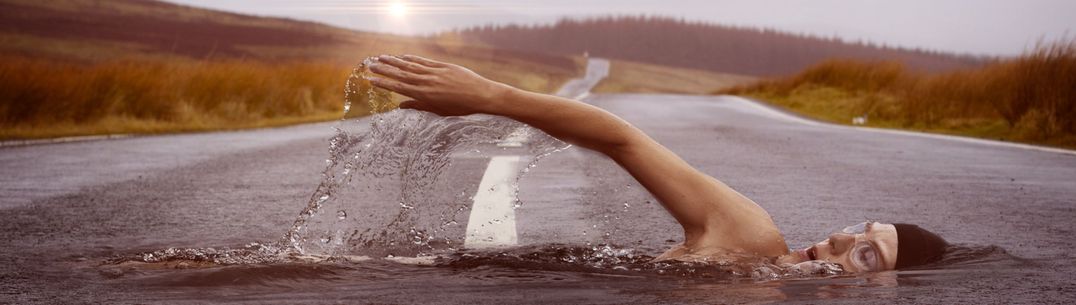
(0, 52, 579, 140)
(722, 41, 1076, 149)
(0, 0, 585, 140)
(594, 59, 756, 94)
(0, 56, 352, 139)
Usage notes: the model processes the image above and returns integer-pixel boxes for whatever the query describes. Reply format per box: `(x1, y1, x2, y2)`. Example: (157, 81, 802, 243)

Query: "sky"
(164, 0, 1076, 56)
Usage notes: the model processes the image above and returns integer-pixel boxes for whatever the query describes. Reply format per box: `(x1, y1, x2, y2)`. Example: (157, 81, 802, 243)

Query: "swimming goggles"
(839, 222, 884, 271)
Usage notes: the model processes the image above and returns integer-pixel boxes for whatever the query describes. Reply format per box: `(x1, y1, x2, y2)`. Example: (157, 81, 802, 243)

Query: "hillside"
(0, 0, 343, 61)
(450, 16, 986, 77)
(0, 0, 585, 139)
(0, 0, 579, 89)
(594, 59, 756, 94)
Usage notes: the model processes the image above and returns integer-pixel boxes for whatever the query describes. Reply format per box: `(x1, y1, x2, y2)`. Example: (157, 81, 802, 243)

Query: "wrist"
(480, 82, 519, 115)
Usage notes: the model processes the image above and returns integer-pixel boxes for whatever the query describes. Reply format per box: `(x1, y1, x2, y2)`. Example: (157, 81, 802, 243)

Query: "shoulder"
(704, 215, 790, 257)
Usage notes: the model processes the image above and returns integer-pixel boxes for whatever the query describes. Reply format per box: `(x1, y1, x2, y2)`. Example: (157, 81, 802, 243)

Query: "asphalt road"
(2, 59, 1075, 303)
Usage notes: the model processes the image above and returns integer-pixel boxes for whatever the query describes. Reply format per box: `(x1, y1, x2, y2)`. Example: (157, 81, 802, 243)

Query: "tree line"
(450, 16, 985, 76)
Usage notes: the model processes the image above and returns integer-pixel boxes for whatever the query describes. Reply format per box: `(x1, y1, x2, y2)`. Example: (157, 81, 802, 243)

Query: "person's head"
(793, 222, 948, 272)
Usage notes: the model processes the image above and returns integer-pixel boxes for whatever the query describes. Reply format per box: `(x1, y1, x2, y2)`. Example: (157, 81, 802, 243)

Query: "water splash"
(110, 243, 1024, 283)
(280, 57, 569, 257)
(110, 242, 293, 266)
(439, 244, 845, 281)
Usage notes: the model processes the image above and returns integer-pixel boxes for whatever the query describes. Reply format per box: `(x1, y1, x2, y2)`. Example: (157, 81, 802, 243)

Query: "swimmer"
(367, 55, 948, 272)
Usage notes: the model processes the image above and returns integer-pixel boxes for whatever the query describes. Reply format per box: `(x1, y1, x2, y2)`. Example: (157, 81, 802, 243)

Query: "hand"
(367, 55, 514, 116)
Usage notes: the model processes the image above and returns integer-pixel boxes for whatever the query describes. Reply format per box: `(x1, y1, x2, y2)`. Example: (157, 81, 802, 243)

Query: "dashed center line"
(464, 155, 522, 248)
(463, 58, 609, 249)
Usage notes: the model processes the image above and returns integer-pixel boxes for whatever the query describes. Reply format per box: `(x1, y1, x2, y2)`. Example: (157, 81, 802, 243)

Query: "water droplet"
(284, 60, 577, 256)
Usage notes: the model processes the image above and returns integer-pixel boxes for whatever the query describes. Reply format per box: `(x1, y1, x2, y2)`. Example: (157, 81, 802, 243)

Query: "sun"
(388, 1, 409, 17)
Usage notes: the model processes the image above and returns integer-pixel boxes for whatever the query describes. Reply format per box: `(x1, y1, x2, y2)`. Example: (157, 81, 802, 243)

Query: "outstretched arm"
(369, 55, 788, 257)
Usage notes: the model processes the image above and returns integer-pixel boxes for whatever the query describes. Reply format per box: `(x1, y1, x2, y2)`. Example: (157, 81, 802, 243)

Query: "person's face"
(794, 222, 899, 272)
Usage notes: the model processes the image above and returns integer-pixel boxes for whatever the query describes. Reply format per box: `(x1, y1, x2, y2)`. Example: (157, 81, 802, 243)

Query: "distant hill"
(0, 0, 346, 60)
(0, 0, 587, 139)
(450, 16, 986, 76)
(0, 0, 576, 71)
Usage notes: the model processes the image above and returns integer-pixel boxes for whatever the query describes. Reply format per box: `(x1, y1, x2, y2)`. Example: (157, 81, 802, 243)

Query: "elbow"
(600, 130, 647, 161)
(563, 127, 638, 159)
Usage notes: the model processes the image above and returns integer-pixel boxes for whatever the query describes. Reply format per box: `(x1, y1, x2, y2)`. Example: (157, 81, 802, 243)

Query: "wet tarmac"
(3, 63, 1076, 303)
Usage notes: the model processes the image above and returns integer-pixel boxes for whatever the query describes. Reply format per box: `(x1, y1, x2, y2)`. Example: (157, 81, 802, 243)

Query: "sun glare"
(388, 1, 409, 17)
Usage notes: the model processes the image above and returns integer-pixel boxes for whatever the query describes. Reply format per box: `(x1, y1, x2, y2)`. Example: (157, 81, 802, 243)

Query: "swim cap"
(893, 223, 948, 269)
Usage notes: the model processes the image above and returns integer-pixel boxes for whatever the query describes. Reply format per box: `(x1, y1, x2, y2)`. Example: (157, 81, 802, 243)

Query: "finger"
(398, 100, 419, 109)
(378, 55, 430, 74)
(368, 77, 419, 97)
(369, 62, 425, 84)
(400, 54, 448, 68)
(399, 100, 432, 112)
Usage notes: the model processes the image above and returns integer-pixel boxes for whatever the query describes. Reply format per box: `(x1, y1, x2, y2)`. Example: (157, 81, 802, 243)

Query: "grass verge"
(0, 53, 576, 140)
(0, 56, 351, 139)
(721, 41, 1076, 150)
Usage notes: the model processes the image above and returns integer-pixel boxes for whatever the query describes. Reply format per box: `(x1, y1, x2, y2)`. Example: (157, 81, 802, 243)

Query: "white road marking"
(724, 95, 827, 127)
(0, 134, 132, 148)
(466, 58, 610, 249)
(464, 155, 522, 248)
(725, 95, 1076, 156)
